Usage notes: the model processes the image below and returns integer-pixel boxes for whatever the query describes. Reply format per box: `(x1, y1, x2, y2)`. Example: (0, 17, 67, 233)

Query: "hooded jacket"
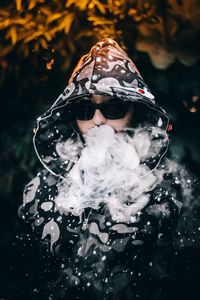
(16, 38, 200, 300)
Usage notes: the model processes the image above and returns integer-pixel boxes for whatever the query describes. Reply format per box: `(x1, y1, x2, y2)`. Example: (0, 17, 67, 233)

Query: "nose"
(92, 109, 107, 126)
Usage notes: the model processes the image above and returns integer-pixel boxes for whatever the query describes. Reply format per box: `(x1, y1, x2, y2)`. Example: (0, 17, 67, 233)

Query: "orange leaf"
(16, 0, 22, 11)
(28, 0, 37, 10)
(47, 13, 63, 23)
(5, 26, 18, 45)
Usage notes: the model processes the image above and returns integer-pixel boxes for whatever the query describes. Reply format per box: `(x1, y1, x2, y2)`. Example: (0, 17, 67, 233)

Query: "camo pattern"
(58, 38, 155, 103)
(19, 166, 182, 299)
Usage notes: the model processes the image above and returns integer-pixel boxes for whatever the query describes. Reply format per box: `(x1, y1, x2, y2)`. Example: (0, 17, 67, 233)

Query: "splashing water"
(54, 125, 169, 221)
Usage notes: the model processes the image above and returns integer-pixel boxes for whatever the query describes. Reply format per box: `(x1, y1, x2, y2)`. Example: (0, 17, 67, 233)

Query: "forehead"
(91, 94, 113, 104)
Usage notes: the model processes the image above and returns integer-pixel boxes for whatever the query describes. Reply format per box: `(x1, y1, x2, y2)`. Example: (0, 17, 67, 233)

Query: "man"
(14, 38, 200, 300)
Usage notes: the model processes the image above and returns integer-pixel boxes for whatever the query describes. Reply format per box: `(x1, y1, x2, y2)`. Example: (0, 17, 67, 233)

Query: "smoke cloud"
(55, 125, 170, 222)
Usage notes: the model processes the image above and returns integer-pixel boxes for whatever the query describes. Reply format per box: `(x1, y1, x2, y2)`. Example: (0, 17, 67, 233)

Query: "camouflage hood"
(33, 38, 169, 177)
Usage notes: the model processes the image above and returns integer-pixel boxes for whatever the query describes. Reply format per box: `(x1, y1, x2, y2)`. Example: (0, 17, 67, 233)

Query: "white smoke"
(54, 125, 169, 222)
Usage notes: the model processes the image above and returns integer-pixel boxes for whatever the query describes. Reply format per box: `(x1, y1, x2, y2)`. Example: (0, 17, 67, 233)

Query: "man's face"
(75, 95, 133, 134)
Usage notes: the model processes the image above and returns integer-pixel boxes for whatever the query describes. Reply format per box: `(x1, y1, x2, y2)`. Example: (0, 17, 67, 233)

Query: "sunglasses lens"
(71, 102, 94, 120)
(71, 100, 131, 120)
(102, 102, 130, 119)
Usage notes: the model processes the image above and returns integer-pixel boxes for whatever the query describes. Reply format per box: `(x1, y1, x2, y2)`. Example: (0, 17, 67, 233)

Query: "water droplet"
(87, 282, 91, 287)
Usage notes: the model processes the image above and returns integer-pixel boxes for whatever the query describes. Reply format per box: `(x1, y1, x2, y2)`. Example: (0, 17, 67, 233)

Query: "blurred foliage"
(1, 0, 200, 83)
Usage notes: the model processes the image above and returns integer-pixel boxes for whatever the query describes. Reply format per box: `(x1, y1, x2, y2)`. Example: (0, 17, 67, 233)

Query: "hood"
(33, 38, 169, 178)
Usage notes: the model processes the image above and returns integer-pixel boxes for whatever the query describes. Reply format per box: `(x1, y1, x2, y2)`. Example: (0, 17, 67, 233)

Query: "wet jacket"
(12, 39, 200, 300)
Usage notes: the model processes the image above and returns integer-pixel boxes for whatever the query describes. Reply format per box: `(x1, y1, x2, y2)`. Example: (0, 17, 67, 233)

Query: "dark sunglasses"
(70, 99, 131, 120)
